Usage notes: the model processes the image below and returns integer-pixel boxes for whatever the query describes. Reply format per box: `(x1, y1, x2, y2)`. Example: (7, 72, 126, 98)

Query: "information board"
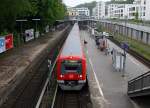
(0, 37, 6, 53)
(5, 34, 13, 50)
(25, 29, 34, 42)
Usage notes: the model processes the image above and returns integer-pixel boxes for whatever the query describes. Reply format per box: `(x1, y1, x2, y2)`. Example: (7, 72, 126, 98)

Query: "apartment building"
(67, 7, 90, 20)
(93, 0, 150, 20)
(92, 1, 106, 19)
(76, 8, 90, 17)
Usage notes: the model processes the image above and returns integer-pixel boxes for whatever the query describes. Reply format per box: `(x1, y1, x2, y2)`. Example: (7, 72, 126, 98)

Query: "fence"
(0, 34, 13, 53)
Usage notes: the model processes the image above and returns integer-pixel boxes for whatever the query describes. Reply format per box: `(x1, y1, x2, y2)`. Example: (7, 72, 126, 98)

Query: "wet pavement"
(80, 30, 150, 108)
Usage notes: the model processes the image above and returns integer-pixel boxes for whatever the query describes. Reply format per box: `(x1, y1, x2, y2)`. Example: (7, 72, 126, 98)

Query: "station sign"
(0, 37, 6, 53)
(121, 42, 129, 51)
(5, 34, 14, 50)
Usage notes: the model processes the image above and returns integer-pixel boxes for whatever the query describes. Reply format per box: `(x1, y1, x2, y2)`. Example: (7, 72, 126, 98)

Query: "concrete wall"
(101, 21, 150, 45)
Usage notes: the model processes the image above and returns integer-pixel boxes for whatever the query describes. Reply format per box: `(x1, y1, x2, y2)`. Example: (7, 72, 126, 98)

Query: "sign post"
(32, 19, 40, 39)
(121, 42, 129, 77)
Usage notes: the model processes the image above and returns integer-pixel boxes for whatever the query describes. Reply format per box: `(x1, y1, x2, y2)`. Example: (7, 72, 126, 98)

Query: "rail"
(35, 54, 57, 108)
(54, 89, 82, 108)
(128, 71, 150, 97)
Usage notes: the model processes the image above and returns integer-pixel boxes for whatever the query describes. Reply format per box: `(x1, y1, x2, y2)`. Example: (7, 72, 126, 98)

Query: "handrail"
(35, 59, 57, 108)
(128, 70, 150, 96)
(35, 25, 70, 107)
(128, 71, 150, 84)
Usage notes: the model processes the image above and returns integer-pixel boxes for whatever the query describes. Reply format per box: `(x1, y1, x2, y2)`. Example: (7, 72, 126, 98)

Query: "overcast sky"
(63, 0, 111, 7)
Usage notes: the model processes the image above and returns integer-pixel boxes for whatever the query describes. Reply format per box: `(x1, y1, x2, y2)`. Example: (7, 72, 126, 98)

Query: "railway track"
(0, 26, 71, 108)
(129, 50, 150, 68)
(54, 83, 92, 108)
(109, 38, 150, 68)
(1, 55, 49, 108)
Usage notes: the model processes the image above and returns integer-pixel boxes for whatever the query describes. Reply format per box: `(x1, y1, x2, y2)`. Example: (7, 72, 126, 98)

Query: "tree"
(108, 0, 134, 4)
(0, 0, 32, 33)
(0, 0, 66, 34)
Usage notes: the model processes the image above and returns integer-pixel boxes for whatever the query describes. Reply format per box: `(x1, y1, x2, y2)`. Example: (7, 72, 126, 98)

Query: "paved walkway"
(80, 30, 149, 108)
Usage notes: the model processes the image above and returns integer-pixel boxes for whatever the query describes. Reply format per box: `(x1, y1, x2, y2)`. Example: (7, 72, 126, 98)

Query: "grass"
(108, 19, 150, 27)
(115, 35, 150, 60)
(103, 29, 150, 60)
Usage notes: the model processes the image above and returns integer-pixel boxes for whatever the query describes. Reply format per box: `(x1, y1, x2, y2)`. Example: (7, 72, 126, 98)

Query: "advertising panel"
(0, 37, 6, 53)
(5, 34, 14, 50)
(25, 29, 34, 42)
(35, 31, 39, 38)
(45, 25, 49, 33)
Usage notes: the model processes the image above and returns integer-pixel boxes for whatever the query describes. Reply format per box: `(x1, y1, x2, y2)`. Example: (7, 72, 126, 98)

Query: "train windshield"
(61, 60, 82, 74)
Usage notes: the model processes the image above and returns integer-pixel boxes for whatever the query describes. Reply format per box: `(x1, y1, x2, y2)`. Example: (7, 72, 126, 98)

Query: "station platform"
(0, 28, 68, 106)
(80, 30, 150, 108)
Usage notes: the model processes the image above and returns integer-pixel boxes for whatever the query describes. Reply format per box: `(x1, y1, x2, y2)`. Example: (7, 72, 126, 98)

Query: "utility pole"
(32, 19, 40, 39)
(124, 15, 128, 41)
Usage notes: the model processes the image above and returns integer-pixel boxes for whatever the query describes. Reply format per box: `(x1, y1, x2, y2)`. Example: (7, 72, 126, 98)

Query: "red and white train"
(56, 23, 87, 90)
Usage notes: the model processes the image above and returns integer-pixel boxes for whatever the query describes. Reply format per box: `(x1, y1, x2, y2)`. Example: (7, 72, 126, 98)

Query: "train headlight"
(60, 75, 64, 78)
(79, 75, 82, 78)
(70, 56, 73, 59)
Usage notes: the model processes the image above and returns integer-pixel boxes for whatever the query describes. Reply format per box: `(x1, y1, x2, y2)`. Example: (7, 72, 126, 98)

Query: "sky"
(63, 0, 111, 7)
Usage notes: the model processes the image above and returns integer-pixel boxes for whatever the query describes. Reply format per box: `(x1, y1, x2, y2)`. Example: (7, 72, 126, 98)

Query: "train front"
(56, 23, 86, 90)
(57, 56, 86, 90)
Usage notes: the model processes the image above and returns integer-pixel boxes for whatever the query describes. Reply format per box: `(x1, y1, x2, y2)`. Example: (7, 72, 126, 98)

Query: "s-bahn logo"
(69, 74, 74, 79)
(0, 37, 6, 53)
(0, 34, 13, 54)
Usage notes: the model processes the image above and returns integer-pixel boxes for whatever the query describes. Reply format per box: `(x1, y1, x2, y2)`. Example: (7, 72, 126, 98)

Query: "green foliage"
(75, 1, 96, 15)
(107, 0, 134, 4)
(126, 0, 134, 4)
(0, 0, 66, 34)
(0, 0, 30, 32)
(0, 30, 9, 36)
(96, 23, 103, 32)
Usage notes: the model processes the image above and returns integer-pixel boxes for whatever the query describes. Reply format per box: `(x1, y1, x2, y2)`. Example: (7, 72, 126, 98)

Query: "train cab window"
(61, 60, 82, 74)
(65, 66, 78, 71)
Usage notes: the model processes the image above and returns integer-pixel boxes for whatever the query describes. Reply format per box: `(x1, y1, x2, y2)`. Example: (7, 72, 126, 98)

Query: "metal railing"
(35, 46, 59, 108)
(128, 71, 150, 97)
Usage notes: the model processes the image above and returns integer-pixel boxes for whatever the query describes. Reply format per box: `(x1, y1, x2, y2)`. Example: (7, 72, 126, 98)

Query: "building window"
(144, 0, 146, 4)
(132, 7, 135, 11)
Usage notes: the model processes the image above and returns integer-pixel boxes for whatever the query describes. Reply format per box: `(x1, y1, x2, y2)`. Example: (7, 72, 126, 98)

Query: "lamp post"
(124, 15, 128, 41)
(32, 19, 40, 39)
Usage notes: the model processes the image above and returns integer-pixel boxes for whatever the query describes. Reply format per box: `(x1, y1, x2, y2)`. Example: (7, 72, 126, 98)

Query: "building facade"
(92, 1, 106, 19)
(145, 0, 150, 20)
(76, 8, 90, 17)
(93, 0, 150, 20)
(67, 7, 90, 20)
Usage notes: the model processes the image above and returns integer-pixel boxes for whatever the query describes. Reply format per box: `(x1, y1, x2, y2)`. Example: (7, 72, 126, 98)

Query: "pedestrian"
(23, 33, 26, 43)
(84, 40, 88, 45)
